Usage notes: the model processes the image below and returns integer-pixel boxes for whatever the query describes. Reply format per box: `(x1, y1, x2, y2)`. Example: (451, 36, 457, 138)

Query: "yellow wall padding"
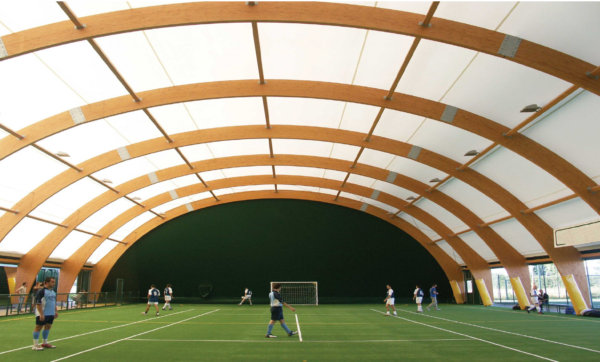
(7, 276, 16, 294)
(450, 280, 464, 304)
(476, 279, 493, 306)
(562, 274, 589, 315)
(510, 277, 530, 310)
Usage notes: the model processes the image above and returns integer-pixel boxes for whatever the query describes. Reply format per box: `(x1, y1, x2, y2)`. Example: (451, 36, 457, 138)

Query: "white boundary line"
(397, 308, 600, 354)
(127, 338, 471, 343)
(371, 309, 558, 362)
(0, 309, 194, 355)
(295, 314, 303, 342)
(50, 309, 219, 362)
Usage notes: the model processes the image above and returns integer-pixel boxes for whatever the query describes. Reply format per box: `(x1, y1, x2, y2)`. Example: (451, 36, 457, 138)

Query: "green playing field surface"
(1, 303, 599, 361)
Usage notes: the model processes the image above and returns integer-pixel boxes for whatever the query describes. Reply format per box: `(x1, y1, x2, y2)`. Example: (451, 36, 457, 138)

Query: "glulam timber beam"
(2, 2, 599, 95)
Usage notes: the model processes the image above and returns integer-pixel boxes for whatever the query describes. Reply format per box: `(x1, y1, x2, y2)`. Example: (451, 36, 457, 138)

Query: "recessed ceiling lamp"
(520, 104, 542, 113)
(429, 178, 442, 183)
(101, 179, 113, 184)
(131, 197, 141, 201)
(159, 212, 166, 216)
(406, 196, 416, 201)
(464, 150, 479, 157)
(55, 151, 70, 157)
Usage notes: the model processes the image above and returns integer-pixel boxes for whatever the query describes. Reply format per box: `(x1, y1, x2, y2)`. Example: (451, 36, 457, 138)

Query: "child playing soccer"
(265, 283, 299, 338)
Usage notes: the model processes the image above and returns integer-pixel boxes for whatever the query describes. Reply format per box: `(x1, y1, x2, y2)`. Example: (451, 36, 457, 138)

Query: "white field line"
(398, 308, 600, 354)
(371, 309, 558, 362)
(128, 338, 471, 343)
(0, 309, 194, 355)
(51, 309, 219, 362)
(295, 314, 303, 342)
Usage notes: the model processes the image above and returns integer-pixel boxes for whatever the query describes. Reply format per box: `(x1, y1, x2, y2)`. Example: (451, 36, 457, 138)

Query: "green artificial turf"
(1, 303, 599, 361)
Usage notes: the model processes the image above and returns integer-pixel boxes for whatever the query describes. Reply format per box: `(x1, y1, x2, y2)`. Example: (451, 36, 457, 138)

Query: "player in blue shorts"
(266, 283, 299, 338)
(32, 277, 58, 351)
(142, 284, 160, 316)
(239, 287, 253, 305)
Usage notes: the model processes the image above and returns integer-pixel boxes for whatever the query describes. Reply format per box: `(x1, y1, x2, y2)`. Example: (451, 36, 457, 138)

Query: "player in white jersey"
(413, 285, 424, 313)
(162, 284, 173, 311)
(526, 284, 543, 315)
(383, 285, 397, 316)
(239, 287, 253, 305)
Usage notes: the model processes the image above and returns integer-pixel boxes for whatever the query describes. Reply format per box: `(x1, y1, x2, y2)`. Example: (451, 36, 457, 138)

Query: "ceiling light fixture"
(131, 197, 141, 201)
(101, 179, 113, 184)
(55, 151, 70, 157)
(429, 178, 442, 183)
(464, 150, 479, 157)
(520, 104, 542, 113)
(406, 196, 416, 201)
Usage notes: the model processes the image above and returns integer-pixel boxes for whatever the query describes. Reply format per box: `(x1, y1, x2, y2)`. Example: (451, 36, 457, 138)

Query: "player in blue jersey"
(427, 284, 441, 311)
(383, 285, 397, 316)
(32, 277, 58, 351)
(266, 283, 299, 338)
(239, 287, 253, 305)
(413, 285, 425, 313)
(162, 284, 173, 311)
(142, 284, 160, 316)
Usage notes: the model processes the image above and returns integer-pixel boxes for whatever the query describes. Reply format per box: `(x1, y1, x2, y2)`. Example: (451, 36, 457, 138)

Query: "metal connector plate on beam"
(147, 172, 159, 184)
(386, 171, 398, 183)
(185, 203, 194, 212)
(0, 38, 8, 59)
(116, 147, 131, 161)
(69, 107, 86, 125)
(407, 145, 422, 160)
(360, 203, 369, 212)
(440, 105, 458, 123)
(370, 190, 380, 200)
(498, 35, 522, 58)
(169, 190, 179, 200)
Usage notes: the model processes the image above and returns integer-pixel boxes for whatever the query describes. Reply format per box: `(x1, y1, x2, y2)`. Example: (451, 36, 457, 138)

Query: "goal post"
(270, 281, 318, 305)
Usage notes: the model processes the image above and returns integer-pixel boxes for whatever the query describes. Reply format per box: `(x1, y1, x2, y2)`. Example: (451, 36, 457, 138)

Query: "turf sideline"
(50, 309, 219, 362)
(128, 338, 472, 343)
(397, 308, 600, 354)
(295, 314, 303, 342)
(371, 309, 558, 362)
(0, 309, 194, 355)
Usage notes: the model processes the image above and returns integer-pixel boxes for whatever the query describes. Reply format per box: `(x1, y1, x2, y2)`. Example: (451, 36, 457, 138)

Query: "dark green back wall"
(104, 199, 449, 302)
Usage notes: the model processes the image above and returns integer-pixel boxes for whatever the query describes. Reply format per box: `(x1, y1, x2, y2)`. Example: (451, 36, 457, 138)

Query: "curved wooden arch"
(1, 2, 599, 95)
(51, 175, 491, 298)
(87, 190, 467, 301)
(2, 80, 599, 218)
(0, 125, 588, 303)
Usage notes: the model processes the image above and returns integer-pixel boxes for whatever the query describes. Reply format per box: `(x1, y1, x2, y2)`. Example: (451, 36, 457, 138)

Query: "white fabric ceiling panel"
(0, 218, 56, 255)
(92, 157, 158, 187)
(353, 30, 413, 91)
(268, 97, 344, 129)
(207, 139, 268, 158)
(397, 40, 477, 102)
(330, 143, 360, 162)
(471, 147, 566, 204)
(323, 170, 348, 182)
(146, 23, 257, 85)
(187, 191, 212, 202)
(178, 144, 215, 163)
(0, 2, 67, 32)
(409, 120, 494, 163)
(79, 198, 137, 234)
(439, 179, 509, 222)
(459, 232, 498, 262)
(170, 175, 202, 189)
(358, 149, 396, 170)
(0, 184, 28, 209)
(498, 2, 600, 65)
(319, 188, 338, 196)
(94, 32, 172, 92)
(147, 104, 198, 135)
(0, 147, 68, 196)
(35, 41, 129, 104)
(272, 139, 333, 158)
(152, 197, 194, 215)
(386, 156, 447, 185)
(129, 1, 200, 9)
(259, 23, 364, 84)
(144, 150, 185, 170)
(0, 54, 84, 131)
(399, 213, 439, 240)
(213, 188, 234, 197)
(534, 198, 599, 230)
(416, 199, 467, 232)
(66, 2, 129, 17)
(339, 102, 381, 134)
(361, 197, 398, 214)
(32, 178, 106, 222)
(48, 230, 93, 261)
(37, 120, 130, 165)
(109, 212, 156, 241)
(523, 188, 575, 211)
(371, 180, 413, 201)
(278, 185, 320, 193)
(106, 110, 164, 144)
(489, 219, 545, 257)
(275, 166, 325, 178)
(232, 185, 274, 193)
(442, 53, 571, 129)
(378, 2, 430, 14)
(523, 91, 600, 179)
(0, 22, 10, 36)
(222, 166, 272, 178)
(186, 97, 265, 129)
(197, 170, 226, 182)
(87, 240, 119, 264)
(372, 110, 424, 143)
(436, 2, 517, 30)
(347, 174, 378, 189)
(435, 240, 465, 265)
(131, 181, 179, 203)
(340, 191, 362, 202)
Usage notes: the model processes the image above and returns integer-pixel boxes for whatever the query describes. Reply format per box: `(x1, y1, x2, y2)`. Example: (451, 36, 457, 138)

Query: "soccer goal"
(271, 281, 318, 305)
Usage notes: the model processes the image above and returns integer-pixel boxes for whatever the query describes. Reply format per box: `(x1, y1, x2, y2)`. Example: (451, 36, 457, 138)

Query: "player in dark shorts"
(266, 283, 299, 338)
(32, 277, 58, 351)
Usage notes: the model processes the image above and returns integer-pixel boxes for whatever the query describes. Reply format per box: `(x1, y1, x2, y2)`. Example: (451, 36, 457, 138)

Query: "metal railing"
(0, 291, 140, 317)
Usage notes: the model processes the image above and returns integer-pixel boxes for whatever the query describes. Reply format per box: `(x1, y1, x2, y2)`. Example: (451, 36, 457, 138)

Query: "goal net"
(270, 282, 318, 305)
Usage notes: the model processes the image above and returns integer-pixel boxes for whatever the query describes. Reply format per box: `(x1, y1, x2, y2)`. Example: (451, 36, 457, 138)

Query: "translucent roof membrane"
(79, 199, 137, 235)
(436, 241, 466, 266)
(460, 232, 498, 262)
(0, 218, 56, 255)
(109, 212, 156, 242)
(49, 230, 93, 261)
(87, 240, 119, 265)
(490, 219, 545, 257)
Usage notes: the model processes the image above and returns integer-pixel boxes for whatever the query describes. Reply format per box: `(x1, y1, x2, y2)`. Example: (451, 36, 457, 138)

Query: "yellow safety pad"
(476, 279, 493, 306)
(510, 277, 530, 310)
(562, 274, 589, 315)
(450, 280, 464, 304)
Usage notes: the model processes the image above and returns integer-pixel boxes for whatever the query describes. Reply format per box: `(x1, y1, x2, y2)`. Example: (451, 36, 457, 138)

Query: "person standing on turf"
(17, 282, 27, 313)
(266, 283, 298, 338)
(413, 285, 424, 313)
(142, 284, 160, 316)
(32, 277, 58, 351)
(239, 287, 253, 305)
(163, 284, 173, 311)
(526, 284, 543, 315)
(383, 285, 397, 316)
(427, 284, 441, 311)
